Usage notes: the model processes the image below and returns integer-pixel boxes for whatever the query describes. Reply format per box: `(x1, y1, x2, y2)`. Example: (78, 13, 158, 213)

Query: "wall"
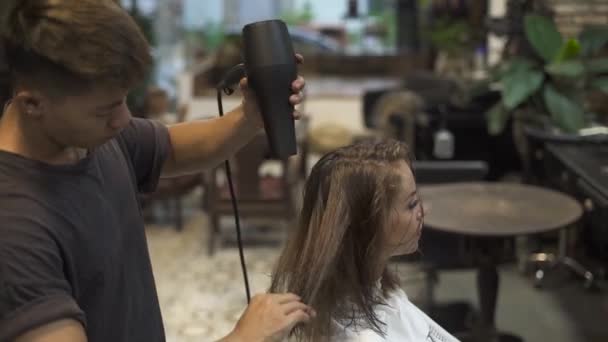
(547, 0, 608, 37)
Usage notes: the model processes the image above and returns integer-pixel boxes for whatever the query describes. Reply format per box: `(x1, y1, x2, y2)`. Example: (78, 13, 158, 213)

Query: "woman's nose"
(416, 204, 425, 220)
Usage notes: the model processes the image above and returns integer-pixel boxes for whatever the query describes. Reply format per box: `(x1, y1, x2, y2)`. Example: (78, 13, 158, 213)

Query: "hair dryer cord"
(216, 85, 251, 304)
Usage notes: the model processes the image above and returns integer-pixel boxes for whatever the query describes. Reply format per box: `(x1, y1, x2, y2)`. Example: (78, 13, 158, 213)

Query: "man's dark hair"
(0, 0, 152, 108)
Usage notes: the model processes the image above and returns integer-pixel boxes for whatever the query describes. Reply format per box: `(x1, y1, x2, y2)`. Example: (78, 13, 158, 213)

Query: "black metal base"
(427, 301, 524, 342)
(457, 331, 523, 342)
(530, 254, 599, 290)
(428, 301, 477, 335)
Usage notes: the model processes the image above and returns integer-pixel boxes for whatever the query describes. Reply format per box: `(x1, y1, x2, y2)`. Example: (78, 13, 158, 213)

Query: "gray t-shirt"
(0, 118, 171, 342)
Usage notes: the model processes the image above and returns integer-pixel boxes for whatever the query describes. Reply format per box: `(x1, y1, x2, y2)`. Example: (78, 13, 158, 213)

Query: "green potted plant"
(486, 14, 608, 141)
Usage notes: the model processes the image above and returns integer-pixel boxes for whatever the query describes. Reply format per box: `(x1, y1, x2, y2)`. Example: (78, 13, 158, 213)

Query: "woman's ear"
(13, 90, 44, 119)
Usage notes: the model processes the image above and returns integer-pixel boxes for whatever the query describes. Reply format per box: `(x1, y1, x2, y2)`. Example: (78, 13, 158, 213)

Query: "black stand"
(460, 238, 524, 342)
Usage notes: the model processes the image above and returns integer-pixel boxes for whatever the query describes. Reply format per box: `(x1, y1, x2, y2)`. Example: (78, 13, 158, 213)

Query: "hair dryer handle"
(247, 64, 298, 158)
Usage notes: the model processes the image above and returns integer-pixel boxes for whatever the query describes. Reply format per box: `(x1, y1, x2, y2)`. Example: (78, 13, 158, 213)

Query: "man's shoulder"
(111, 117, 160, 158)
(0, 170, 34, 202)
(0, 197, 56, 252)
(0, 187, 52, 222)
(0, 168, 63, 227)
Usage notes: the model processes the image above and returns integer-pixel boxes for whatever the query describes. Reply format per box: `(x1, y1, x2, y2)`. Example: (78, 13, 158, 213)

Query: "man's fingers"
(284, 310, 311, 330)
(289, 92, 304, 105)
(281, 301, 310, 315)
(239, 77, 258, 102)
(273, 293, 302, 304)
(239, 77, 248, 89)
(284, 310, 312, 331)
(271, 310, 310, 342)
(295, 53, 304, 64)
(293, 110, 302, 120)
(291, 76, 305, 92)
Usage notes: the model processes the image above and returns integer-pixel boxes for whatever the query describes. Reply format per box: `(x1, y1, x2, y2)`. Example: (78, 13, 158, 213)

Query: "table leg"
(477, 256, 499, 339)
(465, 239, 523, 342)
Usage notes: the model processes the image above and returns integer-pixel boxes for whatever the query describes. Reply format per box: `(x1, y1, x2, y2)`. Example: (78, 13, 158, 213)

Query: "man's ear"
(13, 90, 45, 119)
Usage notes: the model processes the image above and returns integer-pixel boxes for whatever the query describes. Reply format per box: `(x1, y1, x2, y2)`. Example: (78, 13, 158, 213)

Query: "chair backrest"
(363, 88, 392, 129)
(412, 160, 489, 184)
(210, 133, 290, 202)
(233, 134, 269, 200)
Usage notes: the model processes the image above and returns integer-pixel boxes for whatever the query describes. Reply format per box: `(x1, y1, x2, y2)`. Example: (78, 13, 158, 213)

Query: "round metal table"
(420, 182, 583, 342)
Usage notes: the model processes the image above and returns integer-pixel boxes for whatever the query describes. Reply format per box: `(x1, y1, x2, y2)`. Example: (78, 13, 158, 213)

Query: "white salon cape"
(333, 287, 461, 342)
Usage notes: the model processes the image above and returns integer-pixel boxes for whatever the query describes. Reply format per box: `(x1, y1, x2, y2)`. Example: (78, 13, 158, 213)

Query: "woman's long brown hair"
(269, 139, 413, 341)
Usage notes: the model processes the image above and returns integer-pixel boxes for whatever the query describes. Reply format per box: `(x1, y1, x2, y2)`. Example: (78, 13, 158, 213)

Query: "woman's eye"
(407, 199, 419, 210)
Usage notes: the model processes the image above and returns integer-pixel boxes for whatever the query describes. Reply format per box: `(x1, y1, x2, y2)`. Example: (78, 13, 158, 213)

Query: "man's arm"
(161, 58, 305, 178)
(12, 295, 311, 342)
(12, 295, 312, 342)
(162, 104, 260, 177)
(15, 319, 87, 342)
(0, 211, 86, 342)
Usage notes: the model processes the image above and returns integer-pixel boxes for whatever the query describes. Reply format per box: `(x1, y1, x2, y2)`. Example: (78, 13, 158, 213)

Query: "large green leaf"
(545, 60, 585, 77)
(553, 38, 581, 62)
(486, 103, 510, 135)
(587, 58, 608, 73)
(491, 58, 534, 82)
(579, 26, 608, 57)
(508, 58, 535, 73)
(524, 14, 563, 62)
(502, 68, 544, 110)
(591, 77, 608, 93)
(543, 85, 587, 133)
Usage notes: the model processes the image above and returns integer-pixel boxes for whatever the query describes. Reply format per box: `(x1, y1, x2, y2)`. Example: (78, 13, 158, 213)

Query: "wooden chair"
(204, 133, 297, 255)
(139, 87, 201, 231)
(140, 174, 202, 231)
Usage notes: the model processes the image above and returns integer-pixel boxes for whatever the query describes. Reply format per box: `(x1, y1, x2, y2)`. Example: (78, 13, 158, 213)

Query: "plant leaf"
(508, 58, 535, 73)
(524, 14, 563, 62)
(502, 68, 544, 110)
(486, 103, 510, 135)
(587, 58, 608, 73)
(491, 58, 534, 81)
(545, 60, 585, 77)
(591, 77, 608, 93)
(579, 26, 608, 57)
(553, 38, 581, 62)
(543, 85, 587, 133)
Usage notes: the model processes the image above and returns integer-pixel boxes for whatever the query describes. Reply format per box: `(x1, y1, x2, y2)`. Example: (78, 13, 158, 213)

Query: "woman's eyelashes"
(407, 198, 419, 210)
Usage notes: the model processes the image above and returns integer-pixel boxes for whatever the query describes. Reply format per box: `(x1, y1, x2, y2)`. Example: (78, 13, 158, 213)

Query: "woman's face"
(384, 160, 424, 256)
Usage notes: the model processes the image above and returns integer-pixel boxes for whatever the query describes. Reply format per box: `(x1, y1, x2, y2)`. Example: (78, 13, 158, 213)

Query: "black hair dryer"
(242, 19, 298, 158)
(214, 19, 297, 304)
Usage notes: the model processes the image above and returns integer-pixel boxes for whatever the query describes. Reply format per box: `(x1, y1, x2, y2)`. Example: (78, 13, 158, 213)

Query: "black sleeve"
(117, 117, 172, 193)
(0, 216, 85, 341)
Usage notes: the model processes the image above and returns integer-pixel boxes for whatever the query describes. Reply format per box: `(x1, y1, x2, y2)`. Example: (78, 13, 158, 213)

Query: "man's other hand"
(221, 293, 315, 342)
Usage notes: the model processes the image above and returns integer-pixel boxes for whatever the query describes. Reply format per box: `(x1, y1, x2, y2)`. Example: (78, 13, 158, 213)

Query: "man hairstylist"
(0, 1, 311, 341)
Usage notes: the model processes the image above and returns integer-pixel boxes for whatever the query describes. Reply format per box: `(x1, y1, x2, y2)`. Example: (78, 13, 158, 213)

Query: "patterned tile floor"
(146, 214, 275, 341)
